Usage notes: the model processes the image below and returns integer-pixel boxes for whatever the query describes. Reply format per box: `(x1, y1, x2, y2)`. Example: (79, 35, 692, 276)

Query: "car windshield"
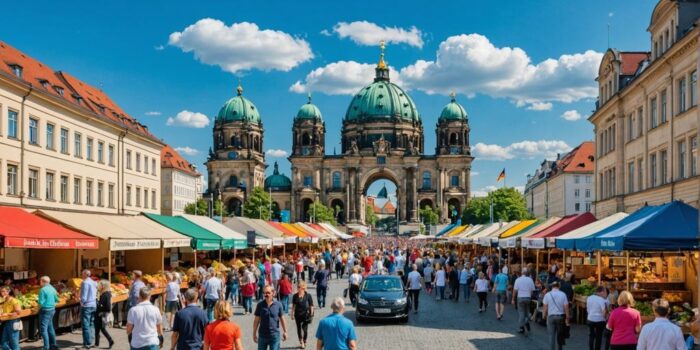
(362, 278, 403, 292)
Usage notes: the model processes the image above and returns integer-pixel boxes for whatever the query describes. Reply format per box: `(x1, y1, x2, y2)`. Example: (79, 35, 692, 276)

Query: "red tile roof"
(0, 41, 158, 142)
(161, 145, 200, 176)
(557, 141, 595, 174)
(619, 52, 650, 76)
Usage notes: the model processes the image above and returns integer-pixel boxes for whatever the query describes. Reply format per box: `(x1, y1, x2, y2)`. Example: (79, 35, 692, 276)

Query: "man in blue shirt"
(492, 267, 510, 321)
(79, 269, 98, 348)
(129, 270, 146, 308)
(316, 297, 357, 350)
(313, 262, 330, 308)
(171, 288, 207, 350)
(253, 285, 288, 350)
(38, 276, 59, 350)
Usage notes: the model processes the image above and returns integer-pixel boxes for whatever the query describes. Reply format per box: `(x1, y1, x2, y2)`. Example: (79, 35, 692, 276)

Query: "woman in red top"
(606, 291, 641, 350)
(278, 273, 293, 315)
(204, 301, 243, 350)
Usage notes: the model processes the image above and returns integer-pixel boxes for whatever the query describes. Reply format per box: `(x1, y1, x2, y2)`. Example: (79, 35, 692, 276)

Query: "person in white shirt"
(127, 287, 163, 350)
(458, 265, 470, 303)
(406, 264, 423, 314)
(586, 286, 608, 350)
(542, 281, 569, 350)
(473, 272, 490, 313)
(637, 298, 686, 350)
(347, 266, 363, 307)
(423, 263, 434, 295)
(433, 264, 446, 301)
(512, 268, 536, 336)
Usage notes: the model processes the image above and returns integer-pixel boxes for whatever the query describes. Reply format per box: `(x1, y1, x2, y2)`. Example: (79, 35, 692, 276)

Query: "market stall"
(297, 223, 335, 241)
(222, 218, 275, 247)
(318, 223, 353, 240)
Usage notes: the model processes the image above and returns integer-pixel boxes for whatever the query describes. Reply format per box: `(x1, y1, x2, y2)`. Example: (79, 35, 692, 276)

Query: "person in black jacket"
(95, 279, 114, 349)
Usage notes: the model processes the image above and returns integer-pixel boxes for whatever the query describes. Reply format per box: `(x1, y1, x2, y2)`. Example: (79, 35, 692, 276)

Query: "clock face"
(228, 151, 239, 160)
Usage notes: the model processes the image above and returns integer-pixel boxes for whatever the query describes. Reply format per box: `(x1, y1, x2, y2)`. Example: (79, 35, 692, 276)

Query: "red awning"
(0, 207, 99, 249)
(267, 222, 300, 238)
(530, 212, 597, 238)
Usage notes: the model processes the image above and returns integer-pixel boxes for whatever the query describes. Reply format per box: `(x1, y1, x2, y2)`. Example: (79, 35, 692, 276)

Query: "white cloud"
(169, 19, 313, 73)
(144, 111, 162, 116)
(166, 110, 210, 128)
(473, 140, 572, 161)
(331, 21, 423, 48)
(174, 146, 199, 156)
(561, 110, 583, 121)
(290, 60, 404, 95)
(514, 185, 525, 193)
(470, 171, 479, 177)
(266, 149, 289, 158)
(399, 34, 602, 107)
(526, 102, 553, 111)
(472, 185, 498, 197)
(154, 45, 165, 51)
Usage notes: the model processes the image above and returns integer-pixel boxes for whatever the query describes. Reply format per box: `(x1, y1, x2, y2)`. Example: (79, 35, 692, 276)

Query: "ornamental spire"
(307, 92, 312, 104)
(236, 78, 243, 96)
(450, 91, 456, 102)
(374, 40, 390, 82)
(273, 161, 279, 175)
(377, 40, 387, 69)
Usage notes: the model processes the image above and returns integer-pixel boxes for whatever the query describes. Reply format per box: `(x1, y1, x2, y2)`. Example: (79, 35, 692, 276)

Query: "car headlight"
(358, 298, 368, 305)
(395, 297, 407, 305)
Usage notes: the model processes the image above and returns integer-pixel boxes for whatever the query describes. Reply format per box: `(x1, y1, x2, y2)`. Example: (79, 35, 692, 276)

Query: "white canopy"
(182, 214, 246, 240)
(319, 223, 353, 240)
(553, 212, 629, 246)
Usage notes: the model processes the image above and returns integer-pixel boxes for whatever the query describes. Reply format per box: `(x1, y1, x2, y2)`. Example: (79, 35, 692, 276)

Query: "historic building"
(524, 141, 595, 218)
(590, 0, 700, 217)
(0, 41, 163, 215)
(160, 145, 202, 216)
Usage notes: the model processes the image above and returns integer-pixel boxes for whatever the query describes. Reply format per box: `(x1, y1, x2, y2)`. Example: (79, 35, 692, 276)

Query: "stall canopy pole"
(536, 250, 540, 277)
(625, 251, 630, 291)
(547, 249, 551, 273)
(562, 249, 566, 273)
(597, 251, 602, 285)
(218, 249, 222, 263)
(521, 246, 524, 269)
(107, 246, 111, 283)
(194, 249, 198, 269)
(161, 248, 165, 273)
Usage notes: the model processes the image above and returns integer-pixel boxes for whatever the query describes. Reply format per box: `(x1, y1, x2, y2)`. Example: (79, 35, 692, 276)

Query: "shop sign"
(110, 239, 160, 251)
(478, 237, 492, 247)
(500, 238, 516, 248)
(194, 240, 220, 250)
(163, 238, 191, 248)
(667, 257, 685, 282)
(523, 239, 545, 249)
(232, 240, 247, 249)
(599, 239, 618, 249)
(4, 237, 99, 249)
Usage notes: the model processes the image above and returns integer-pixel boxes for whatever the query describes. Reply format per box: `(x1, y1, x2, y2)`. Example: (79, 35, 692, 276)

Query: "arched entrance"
(301, 198, 313, 222)
(362, 170, 400, 229)
(227, 197, 242, 217)
(419, 198, 434, 210)
(447, 198, 461, 223)
(329, 199, 345, 225)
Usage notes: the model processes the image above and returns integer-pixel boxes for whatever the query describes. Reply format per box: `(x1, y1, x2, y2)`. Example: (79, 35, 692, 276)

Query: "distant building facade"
(160, 145, 202, 216)
(524, 142, 595, 218)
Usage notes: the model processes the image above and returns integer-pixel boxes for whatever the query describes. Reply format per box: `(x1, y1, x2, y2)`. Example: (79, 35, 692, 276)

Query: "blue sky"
(3, 1, 657, 196)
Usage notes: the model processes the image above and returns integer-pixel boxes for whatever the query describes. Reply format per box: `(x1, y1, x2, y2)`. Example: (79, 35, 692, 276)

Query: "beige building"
(591, 0, 700, 217)
(524, 142, 595, 218)
(0, 41, 162, 214)
(160, 145, 202, 215)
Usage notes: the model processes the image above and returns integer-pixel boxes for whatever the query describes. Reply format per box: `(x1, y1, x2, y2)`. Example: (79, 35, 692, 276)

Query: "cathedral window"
(451, 175, 460, 187)
(229, 175, 238, 187)
(303, 176, 313, 187)
(332, 172, 342, 189)
(422, 171, 431, 189)
(302, 132, 311, 146)
(450, 133, 458, 145)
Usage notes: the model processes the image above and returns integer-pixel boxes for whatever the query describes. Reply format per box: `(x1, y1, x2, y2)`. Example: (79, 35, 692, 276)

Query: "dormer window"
(8, 64, 22, 78)
(73, 94, 83, 104)
(54, 86, 64, 96)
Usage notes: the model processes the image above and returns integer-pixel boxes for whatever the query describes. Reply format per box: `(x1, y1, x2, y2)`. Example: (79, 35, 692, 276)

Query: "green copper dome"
(296, 94, 323, 121)
(216, 84, 261, 124)
(439, 93, 468, 122)
(264, 162, 292, 192)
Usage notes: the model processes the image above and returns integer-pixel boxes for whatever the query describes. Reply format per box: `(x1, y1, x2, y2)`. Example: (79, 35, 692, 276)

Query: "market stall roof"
(460, 223, 497, 243)
(103, 215, 190, 248)
(436, 223, 457, 237)
(479, 221, 519, 246)
(448, 224, 482, 241)
(295, 223, 331, 241)
(409, 234, 434, 240)
(497, 220, 543, 248)
(282, 223, 313, 238)
(499, 220, 539, 239)
(522, 213, 596, 249)
(568, 205, 659, 252)
(35, 210, 162, 250)
(144, 213, 225, 251)
(181, 215, 247, 249)
(221, 218, 277, 247)
(0, 207, 99, 249)
(446, 225, 469, 237)
(318, 223, 353, 240)
(555, 213, 629, 250)
(304, 223, 335, 239)
(267, 221, 302, 238)
(581, 201, 699, 252)
(519, 217, 562, 238)
(240, 218, 294, 243)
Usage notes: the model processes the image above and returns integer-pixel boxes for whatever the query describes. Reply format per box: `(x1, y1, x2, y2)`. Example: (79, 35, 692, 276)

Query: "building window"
(86, 138, 93, 161)
(97, 183, 104, 207)
(46, 172, 54, 200)
(585, 189, 591, 198)
(691, 70, 697, 107)
(574, 189, 580, 198)
(86, 180, 93, 205)
(46, 123, 55, 150)
(144, 156, 149, 174)
(332, 172, 341, 189)
(303, 176, 312, 187)
(97, 142, 104, 163)
(585, 202, 591, 212)
(575, 202, 581, 212)
(692, 136, 698, 176)
(28, 169, 38, 198)
(144, 188, 148, 208)
(628, 162, 635, 193)
(6, 165, 17, 195)
(60, 128, 69, 154)
(73, 178, 81, 204)
(660, 150, 668, 185)
(108, 145, 114, 166)
(136, 153, 141, 172)
(74, 132, 82, 158)
(585, 175, 592, 184)
(637, 159, 644, 192)
(108, 184, 114, 208)
(650, 153, 657, 187)
(126, 185, 132, 206)
(422, 171, 431, 189)
(650, 97, 657, 128)
(151, 159, 156, 175)
(451, 175, 460, 187)
(60, 175, 68, 202)
(151, 190, 156, 209)
(126, 151, 132, 169)
(626, 114, 633, 141)
(10, 64, 22, 78)
(660, 90, 667, 124)
(376, 156, 386, 165)
(679, 141, 687, 179)
(637, 107, 644, 136)
(28, 118, 38, 145)
(679, 77, 687, 112)
(574, 175, 580, 184)
(7, 110, 17, 138)
(135, 187, 141, 207)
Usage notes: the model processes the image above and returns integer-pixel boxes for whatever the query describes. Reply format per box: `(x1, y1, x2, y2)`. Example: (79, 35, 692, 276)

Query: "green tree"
(462, 187, 531, 224)
(365, 204, 378, 227)
(243, 187, 272, 220)
(184, 198, 228, 217)
(419, 205, 440, 226)
(307, 201, 337, 224)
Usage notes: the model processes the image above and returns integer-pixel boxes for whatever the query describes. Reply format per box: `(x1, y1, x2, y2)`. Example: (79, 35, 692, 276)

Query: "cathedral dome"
(264, 162, 292, 192)
(439, 93, 468, 122)
(295, 94, 323, 121)
(216, 84, 261, 124)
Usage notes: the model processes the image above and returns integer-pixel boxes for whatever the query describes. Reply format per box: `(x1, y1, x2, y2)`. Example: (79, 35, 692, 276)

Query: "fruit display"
(110, 283, 128, 296)
(661, 291, 690, 303)
(573, 281, 596, 297)
(16, 293, 38, 310)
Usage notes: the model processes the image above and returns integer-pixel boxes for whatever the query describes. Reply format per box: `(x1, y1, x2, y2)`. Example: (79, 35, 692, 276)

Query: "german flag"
(496, 168, 506, 182)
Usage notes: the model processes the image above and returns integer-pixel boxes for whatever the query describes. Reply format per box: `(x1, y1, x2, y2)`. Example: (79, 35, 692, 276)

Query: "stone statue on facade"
(348, 139, 360, 156)
(405, 138, 419, 156)
(373, 134, 390, 155)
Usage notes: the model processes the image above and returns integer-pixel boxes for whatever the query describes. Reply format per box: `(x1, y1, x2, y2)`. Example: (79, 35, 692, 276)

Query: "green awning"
(180, 214, 247, 250)
(144, 213, 228, 250)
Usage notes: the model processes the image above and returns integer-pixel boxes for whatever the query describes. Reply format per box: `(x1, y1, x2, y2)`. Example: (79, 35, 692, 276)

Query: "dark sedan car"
(355, 275, 409, 323)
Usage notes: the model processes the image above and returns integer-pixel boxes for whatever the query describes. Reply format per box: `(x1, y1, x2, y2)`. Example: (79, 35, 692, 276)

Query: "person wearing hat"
(543, 280, 570, 350)
(313, 260, 330, 308)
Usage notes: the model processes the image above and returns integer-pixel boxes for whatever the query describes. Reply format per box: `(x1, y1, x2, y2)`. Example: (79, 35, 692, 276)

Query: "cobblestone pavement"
(24, 277, 589, 350)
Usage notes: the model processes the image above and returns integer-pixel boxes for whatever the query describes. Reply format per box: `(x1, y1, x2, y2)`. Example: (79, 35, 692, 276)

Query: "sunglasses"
(264, 292, 273, 295)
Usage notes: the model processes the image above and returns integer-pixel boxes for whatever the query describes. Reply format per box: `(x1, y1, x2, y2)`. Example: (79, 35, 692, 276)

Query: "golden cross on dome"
(377, 40, 387, 69)
(236, 78, 243, 96)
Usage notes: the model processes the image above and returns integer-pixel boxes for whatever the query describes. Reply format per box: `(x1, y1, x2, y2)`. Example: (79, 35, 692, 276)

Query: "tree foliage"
(462, 187, 531, 225)
(365, 204, 378, 227)
(243, 187, 272, 220)
(307, 201, 337, 224)
(184, 198, 228, 217)
(419, 205, 440, 226)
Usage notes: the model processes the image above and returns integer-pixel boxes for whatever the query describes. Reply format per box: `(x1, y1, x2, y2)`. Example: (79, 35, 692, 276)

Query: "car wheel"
(356, 315, 364, 324)
(400, 315, 409, 323)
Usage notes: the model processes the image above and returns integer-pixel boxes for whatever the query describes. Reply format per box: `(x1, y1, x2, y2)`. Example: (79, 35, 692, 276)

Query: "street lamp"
(217, 189, 223, 223)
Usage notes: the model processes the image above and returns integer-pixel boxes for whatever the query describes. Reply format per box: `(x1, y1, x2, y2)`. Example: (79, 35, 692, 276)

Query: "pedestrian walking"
(543, 281, 570, 350)
(448, 264, 460, 301)
(171, 288, 208, 350)
(253, 285, 288, 350)
(95, 280, 114, 349)
(203, 301, 243, 350)
(241, 267, 256, 315)
(225, 268, 240, 307)
(0, 287, 21, 350)
(637, 298, 685, 350)
(80, 269, 98, 349)
(606, 291, 641, 350)
(492, 267, 509, 320)
(315, 297, 357, 350)
(271, 258, 283, 292)
(203, 270, 224, 322)
(127, 287, 164, 350)
(474, 272, 489, 313)
(38, 276, 59, 350)
(165, 272, 181, 330)
(458, 265, 470, 303)
(406, 264, 422, 314)
(291, 281, 314, 349)
(423, 263, 434, 295)
(586, 286, 608, 350)
(314, 261, 330, 308)
(512, 268, 536, 336)
(434, 264, 446, 301)
(278, 274, 293, 314)
(348, 267, 363, 307)
(124, 270, 146, 327)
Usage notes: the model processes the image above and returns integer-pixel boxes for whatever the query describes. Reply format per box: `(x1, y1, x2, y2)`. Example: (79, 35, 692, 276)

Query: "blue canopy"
(562, 205, 657, 251)
(437, 222, 457, 237)
(576, 201, 699, 252)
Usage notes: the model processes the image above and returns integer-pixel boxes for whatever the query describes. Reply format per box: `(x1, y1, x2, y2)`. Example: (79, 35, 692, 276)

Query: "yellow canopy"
(499, 220, 538, 238)
(446, 225, 470, 237)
